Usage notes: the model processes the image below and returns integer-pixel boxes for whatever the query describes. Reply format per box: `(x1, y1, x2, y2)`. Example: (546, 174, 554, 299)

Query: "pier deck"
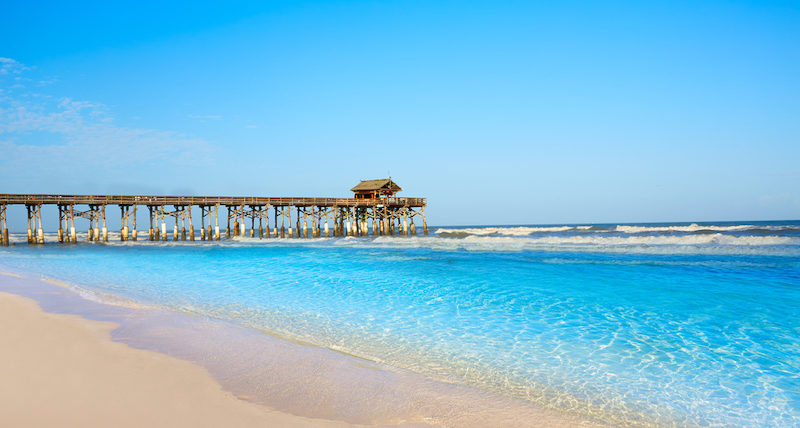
(0, 194, 425, 207)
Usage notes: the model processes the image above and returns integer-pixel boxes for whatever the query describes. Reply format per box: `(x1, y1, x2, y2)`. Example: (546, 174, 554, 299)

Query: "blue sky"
(1, 0, 799, 225)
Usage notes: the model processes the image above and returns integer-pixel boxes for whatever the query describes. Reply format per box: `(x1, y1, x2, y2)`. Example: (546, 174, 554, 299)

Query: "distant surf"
(428, 221, 800, 255)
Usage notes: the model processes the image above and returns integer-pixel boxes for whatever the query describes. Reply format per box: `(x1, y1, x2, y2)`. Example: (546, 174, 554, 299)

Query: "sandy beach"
(0, 291, 355, 428)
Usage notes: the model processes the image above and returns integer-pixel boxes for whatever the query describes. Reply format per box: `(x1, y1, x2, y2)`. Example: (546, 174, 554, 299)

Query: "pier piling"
(214, 204, 220, 240)
(422, 206, 428, 235)
(148, 206, 155, 241)
(69, 205, 76, 243)
(132, 205, 138, 241)
(226, 206, 231, 238)
(26, 205, 32, 244)
(101, 205, 108, 242)
(57, 205, 64, 243)
(281, 208, 294, 238)
(0, 204, 8, 246)
(239, 204, 246, 237)
(160, 207, 167, 242)
(200, 207, 206, 241)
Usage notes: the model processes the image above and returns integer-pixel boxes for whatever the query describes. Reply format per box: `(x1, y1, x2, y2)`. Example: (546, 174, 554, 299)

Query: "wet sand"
(0, 291, 356, 428)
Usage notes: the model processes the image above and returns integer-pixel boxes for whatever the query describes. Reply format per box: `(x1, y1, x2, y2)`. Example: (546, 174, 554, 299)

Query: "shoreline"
(0, 269, 607, 427)
(0, 290, 357, 428)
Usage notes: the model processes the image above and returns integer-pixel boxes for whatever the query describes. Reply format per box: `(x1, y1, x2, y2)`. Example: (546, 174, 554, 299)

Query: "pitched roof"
(350, 178, 402, 192)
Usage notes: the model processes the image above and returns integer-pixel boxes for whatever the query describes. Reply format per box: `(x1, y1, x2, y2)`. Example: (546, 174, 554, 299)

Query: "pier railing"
(0, 194, 426, 207)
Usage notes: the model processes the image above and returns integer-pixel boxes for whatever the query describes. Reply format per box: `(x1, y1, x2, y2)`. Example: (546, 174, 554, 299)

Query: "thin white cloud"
(188, 114, 222, 120)
(0, 58, 216, 185)
(0, 57, 28, 75)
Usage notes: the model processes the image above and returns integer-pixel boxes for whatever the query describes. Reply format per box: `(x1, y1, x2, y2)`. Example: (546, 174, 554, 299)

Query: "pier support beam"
(173, 209, 180, 241)
(181, 207, 188, 241)
(309, 207, 315, 238)
(226, 206, 231, 238)
(256, 207, 262, 239)
(422, 206, 428, 235)
(92, 206, 99, 242)
(281, 206, 294, 238)
(120, 206, 126, 242)
(250, 205, 255, 238)
(0, 204, 8, 246)
(69, 205, 76, 243)
(148, 206, 155, 241)
(402, 207, 409, 236)
(332, 208, 338, 237)
(160, 206, 167, 242)
(382, 205, 389, 236)
(303, 207, 308, 238)
(214, 204, 220, 240)
(186, 205, 194, 241)
(26, 205, 32, 244)
(132, 205, 138, 241)
(57, 205, 64, 243)
(339, 207, 345, 237)
(372, 207, 377, 236)
(267, 204, 273, 238)
(101, 205, 108, 242)
(274, 206, 280, 238)
(37, 205, 44, 244)
(350, 207, 356, 237)
(56, 205, 64, 243)
(296, 207, 302, 238)
(316, 207, 322, 238)
(200, 206, 206, 241)
(239, 204, 246, 237)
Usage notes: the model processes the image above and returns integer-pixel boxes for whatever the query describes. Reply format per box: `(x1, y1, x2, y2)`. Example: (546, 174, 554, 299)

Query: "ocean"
(1, 220, 799, 426)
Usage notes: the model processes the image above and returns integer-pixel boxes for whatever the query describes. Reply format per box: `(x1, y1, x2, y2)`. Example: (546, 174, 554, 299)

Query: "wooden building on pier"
(351, 178, 402, 199)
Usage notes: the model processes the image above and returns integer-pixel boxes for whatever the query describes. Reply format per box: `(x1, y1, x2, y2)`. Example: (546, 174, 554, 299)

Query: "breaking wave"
(330, 233, 800, 256)
(468, 233, 796, 246)
(436, 226, 592, 237)
(436, 223, 800, 237)
(616, 224, 762, 233)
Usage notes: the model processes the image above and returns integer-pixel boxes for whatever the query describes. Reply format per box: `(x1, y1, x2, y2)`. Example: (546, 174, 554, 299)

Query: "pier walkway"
(0, 194, 427, 245)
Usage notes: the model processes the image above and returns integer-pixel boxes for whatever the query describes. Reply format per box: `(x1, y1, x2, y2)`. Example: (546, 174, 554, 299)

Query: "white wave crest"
(615, 224, 774, 233)
(473, 234, 796, 246)
(435, 226, 582, 236)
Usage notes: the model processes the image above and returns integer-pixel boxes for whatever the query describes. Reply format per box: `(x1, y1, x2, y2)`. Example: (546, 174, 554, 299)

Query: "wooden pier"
(0, 180, 428, 245)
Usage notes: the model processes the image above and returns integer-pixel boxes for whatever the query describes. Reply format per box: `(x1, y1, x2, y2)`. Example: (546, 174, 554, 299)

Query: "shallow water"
(1, 220, 799, 426)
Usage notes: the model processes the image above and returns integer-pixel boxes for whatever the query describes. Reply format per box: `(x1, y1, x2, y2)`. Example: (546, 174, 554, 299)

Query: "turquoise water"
(1, 221, 799, 426)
